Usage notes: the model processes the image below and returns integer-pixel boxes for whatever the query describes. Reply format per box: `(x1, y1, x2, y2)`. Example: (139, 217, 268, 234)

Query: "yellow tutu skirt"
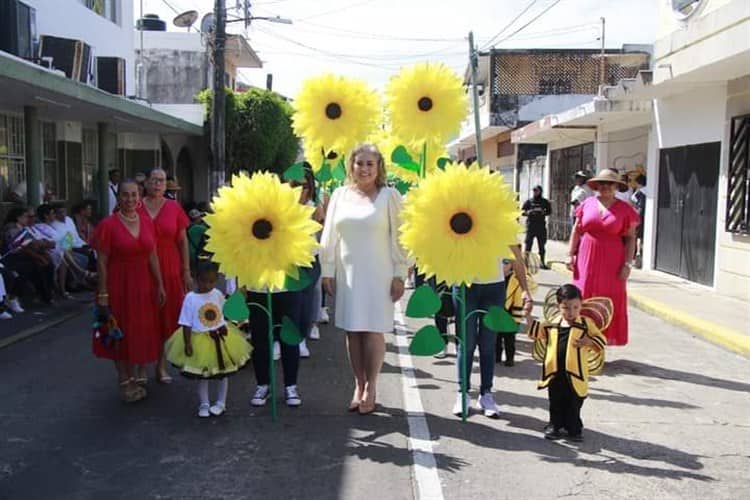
(165, 323, 252, 379)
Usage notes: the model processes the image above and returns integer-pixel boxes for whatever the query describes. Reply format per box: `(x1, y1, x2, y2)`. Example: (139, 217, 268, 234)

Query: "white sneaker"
(319, 307, 330, 324)
(452, 392, 471, 416)
(285, 385, 302, 407)
(273, 341, 281, 361)
(433, 346, 447, 359)
(209, 402, 226, 416)
(251, 385, 270, 406)
(198, 403, 210, 418)
(299, 339, 310, 358)
(477, 392, 501, 419)
(8, 299, 24, 314)
(0, 311, 12, 320)
(309, 324, 320, 340)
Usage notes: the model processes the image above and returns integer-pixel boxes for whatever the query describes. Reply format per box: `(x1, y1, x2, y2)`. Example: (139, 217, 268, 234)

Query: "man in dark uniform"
(522, 185, 552, 269)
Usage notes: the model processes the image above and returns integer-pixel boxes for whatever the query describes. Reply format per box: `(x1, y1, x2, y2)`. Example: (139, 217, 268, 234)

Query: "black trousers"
(247, 290, 302, 387)
(414, 273, 454, 340)
(3, 253, 53, 302)
(524, 225, 547, 263)
(548, 375, 584, 435)
(495, 332, 516, 362)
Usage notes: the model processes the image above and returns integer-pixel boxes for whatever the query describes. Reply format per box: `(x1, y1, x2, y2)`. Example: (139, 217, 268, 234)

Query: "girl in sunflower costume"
(528, 284, 609, 442)
(165, 261, 252, 417)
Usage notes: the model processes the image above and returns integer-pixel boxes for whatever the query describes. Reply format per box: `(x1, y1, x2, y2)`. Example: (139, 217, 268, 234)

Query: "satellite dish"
(200, 13, 216, 34)
(173, 10, 198, 29)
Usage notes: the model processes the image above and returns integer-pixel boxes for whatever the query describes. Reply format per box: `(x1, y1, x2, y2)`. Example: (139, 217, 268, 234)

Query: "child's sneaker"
(309, 324, 320, 340)
(476, 392, 501, 419)
(433, 346, 447, 359)
(299, 339, 310, 358)
(198, 403, 210, 418)
(319, 307, 330, 324)
(209, 403, 226, 416)
(285, 385, 302, 407)
(251, 385, 270, 406)
(273, 341, 281, 361)
(452, 392, 471, 416)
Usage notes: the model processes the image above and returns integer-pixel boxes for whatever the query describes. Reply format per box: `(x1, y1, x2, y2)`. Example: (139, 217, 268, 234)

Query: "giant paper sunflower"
(386, 62, 467, 145)
(204, 172, 321, 291)
(399, 162, 521, 286)
(293, 74, 380, 157)
(368, 128, 448, 184)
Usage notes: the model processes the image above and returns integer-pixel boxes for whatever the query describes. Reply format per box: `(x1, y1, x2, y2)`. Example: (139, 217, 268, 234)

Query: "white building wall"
(25, 0, 135, 95)
(656, 0, 735, 38)
(654, 85, 727, 148)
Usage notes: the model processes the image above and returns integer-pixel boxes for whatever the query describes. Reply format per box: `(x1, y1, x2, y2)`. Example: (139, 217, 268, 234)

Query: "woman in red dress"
(567, 169, 640, 346)
(138, 168, 191, 383)
(93, 180, 166, 402)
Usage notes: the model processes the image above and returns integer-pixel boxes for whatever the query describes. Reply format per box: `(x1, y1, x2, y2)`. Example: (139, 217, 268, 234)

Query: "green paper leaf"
(279, 315, 303, 346)
(391, 145, 421, 173)
(483, 306, 518, 333)
(316, 162, 332, 182)
(283, 267, 312, 292)
(395, 179, 411, 195)
(332, 159, 346, 182)
(405, 285, 442, 318)
(409, 325, 446, 356)
(223, 291, 249, 322)
(437, 157, 450, 170)
(283, 162, 306, 182)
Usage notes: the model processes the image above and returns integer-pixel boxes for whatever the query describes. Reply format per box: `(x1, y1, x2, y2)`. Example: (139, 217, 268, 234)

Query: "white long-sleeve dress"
(320, 185, 411, 333)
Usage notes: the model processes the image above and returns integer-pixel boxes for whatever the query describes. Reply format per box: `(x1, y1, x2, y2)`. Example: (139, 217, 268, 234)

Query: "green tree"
(198, 88, 299, 177)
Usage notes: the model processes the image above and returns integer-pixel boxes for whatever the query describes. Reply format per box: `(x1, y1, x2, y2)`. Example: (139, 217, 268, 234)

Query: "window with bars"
(727, 114, 750, 234)
(0, 114, 26, 202)
(82, 129, 98, 198)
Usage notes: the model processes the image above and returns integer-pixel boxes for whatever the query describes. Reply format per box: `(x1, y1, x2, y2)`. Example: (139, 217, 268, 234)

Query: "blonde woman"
(321, 144, 411, 415)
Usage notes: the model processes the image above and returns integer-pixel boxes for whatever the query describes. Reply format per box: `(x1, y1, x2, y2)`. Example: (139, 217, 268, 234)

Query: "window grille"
(0, 114, 26, 202)
(727, 114, 750, 234)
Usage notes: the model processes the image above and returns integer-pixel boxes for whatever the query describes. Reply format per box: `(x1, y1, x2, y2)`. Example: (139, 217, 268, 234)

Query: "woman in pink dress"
(567, 169, 640, 346)
(138, 168, 191, 383)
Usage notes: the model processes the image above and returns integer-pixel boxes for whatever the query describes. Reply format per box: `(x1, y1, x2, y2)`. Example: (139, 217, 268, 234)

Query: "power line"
(493, 0, 565, 47)
(480, 0, 539, 50)
(298, 0, 378, 22)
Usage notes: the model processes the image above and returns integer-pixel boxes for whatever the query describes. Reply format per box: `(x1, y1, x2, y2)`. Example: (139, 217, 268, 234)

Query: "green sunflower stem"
(267, 290, 277, 423)
(459, 283, 468, 423)
(421, 142, 427, 179)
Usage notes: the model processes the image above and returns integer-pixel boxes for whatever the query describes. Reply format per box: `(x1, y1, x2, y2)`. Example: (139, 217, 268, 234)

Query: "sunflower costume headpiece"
(399, 162, 521, 286)
(385, 62, 467, 145)
(293, 74, 380, 159)
(205, 172, 321, 291)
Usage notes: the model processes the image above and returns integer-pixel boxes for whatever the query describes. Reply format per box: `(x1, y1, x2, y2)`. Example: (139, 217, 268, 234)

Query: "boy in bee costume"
(496, 259, 524, 366)
(528, 284, 608, 441)
(165, 261, 252, 417)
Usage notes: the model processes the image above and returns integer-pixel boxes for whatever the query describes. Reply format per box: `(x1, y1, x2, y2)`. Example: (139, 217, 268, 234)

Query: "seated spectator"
(1, 207, 54, 304)
(72, 200, 96, 244)
(52, 204, 97, 285)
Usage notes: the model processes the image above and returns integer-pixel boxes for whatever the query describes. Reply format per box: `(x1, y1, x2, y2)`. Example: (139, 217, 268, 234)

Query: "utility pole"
(468, 31, 484, 166)
(210, 0, 227, 194)
(599, 17, 606, 86)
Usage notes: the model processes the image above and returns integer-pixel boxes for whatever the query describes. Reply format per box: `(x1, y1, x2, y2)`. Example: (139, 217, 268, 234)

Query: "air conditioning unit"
(97, 57, 126, 95)
(0, 0, 36, 59)
(39, 35, 93, 84)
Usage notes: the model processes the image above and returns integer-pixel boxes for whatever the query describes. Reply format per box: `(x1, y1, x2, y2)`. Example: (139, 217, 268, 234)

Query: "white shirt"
(50, 216, 86, 250)
(570, 184, 593, 216)
(178, 289, 227, 332)
(108, 182, 118, 214)
(615, 188, 634, 204)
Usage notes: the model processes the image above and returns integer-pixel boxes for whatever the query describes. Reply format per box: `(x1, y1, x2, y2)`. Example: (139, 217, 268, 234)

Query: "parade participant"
(528, 284, 606, 442)
(568, 168, 640, 346)
(570, 170, 592, 225)
(92, 179, 165, 403)
(522, 185, 552, 269)
(164, 260, 251, 417)
(615, 173, 634, 204)
(454, 247, 532, 418)
(321, 144, 411, 415)
(631, 175, 647, 268)
(495, 259, 525, 366)
(186, 208, 209, 273)
(139, 168, 191, 384)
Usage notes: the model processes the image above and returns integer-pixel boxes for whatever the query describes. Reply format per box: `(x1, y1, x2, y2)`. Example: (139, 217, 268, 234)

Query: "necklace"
(118, 211, 138, 223)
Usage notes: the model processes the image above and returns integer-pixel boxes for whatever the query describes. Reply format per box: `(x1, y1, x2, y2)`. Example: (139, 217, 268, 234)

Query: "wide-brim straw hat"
(587, 168, 627, 189)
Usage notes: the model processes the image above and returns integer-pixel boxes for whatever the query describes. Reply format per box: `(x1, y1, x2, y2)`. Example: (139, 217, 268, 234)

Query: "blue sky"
(136, 0, 658, 97)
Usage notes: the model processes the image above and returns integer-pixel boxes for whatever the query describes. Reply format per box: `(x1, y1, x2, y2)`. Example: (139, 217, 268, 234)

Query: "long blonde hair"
(346, 143, 387, 188)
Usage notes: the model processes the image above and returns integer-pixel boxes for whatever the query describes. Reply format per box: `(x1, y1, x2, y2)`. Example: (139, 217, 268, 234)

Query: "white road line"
(393, 301, 445, 500)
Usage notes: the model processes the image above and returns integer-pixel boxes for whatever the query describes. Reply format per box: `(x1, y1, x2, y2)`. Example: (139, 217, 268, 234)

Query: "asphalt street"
(1, 269, 748, 499)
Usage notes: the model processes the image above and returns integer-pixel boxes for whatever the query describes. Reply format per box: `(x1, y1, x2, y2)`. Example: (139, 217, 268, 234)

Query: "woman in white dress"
(321, 144, 410, 415)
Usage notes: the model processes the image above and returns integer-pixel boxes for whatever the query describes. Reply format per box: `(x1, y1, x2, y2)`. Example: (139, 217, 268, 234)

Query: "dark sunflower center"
(418, 97, 433, 111)
(204, 309, 217, 321)
(449, 212, 473, 234)
(325, 103, 342, 119)
(326, 150, 338, 160)
(252, 219, 273, 240)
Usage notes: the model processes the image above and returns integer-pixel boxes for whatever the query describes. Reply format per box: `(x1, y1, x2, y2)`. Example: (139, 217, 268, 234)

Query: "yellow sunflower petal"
(399, 162, 521, 286)
(205, 172, 322, 291)
(386, 62, 467, 146)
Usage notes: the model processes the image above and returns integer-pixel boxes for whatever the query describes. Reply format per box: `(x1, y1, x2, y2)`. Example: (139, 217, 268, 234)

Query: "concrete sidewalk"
(543, 239, 750, 357)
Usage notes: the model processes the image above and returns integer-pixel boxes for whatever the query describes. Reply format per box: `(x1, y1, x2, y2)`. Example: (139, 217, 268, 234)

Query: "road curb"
(548, 262, 750, 357)
(0, 305, 88, 350)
